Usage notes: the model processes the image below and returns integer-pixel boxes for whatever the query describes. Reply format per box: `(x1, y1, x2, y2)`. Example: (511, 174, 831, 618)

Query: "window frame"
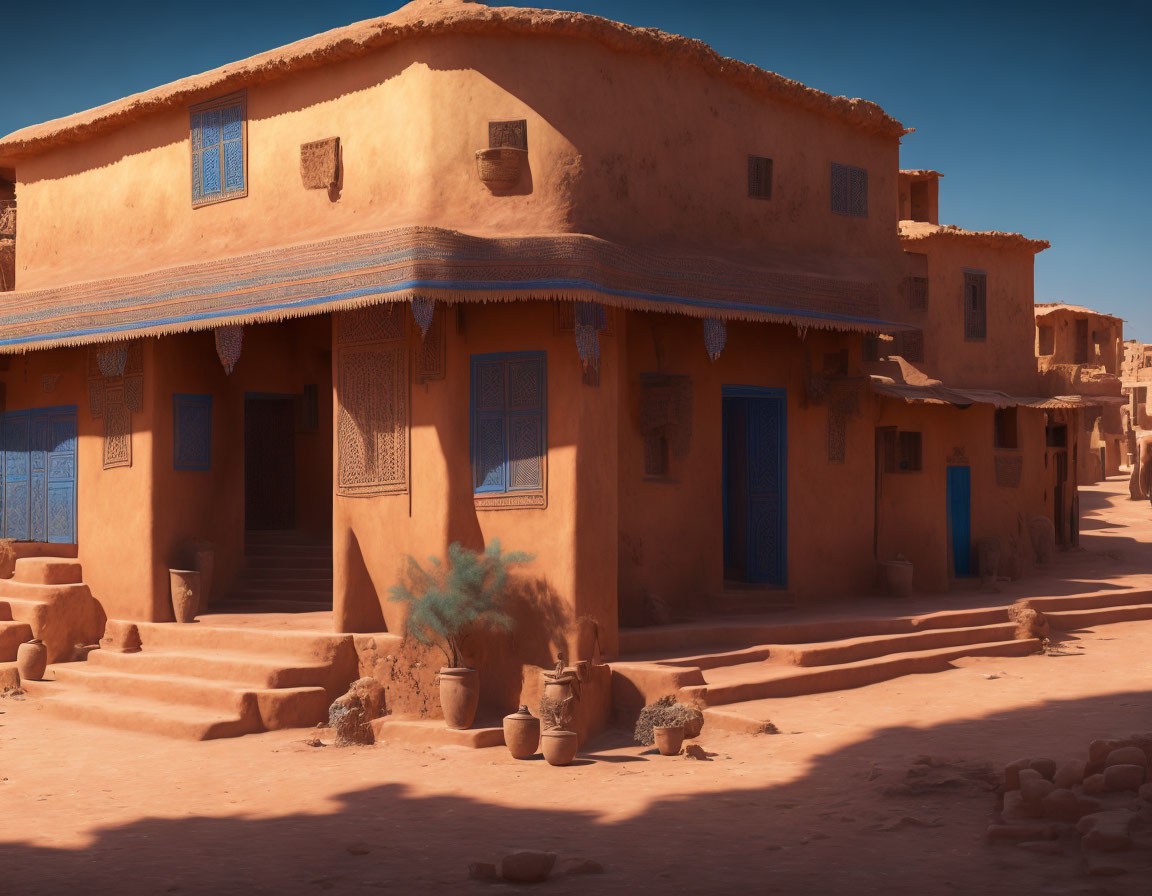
(994, 407, 1019, 451)
(470, 351, 548, 510)
(748, 155, 773, 200)
(830, 162, 868, 218)
(963, 269, 988, 341)
(190, 91, 248, 208)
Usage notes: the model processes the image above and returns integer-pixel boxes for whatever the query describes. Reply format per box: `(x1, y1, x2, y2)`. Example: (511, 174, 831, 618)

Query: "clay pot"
(16, 638, 47, 681)
(169, 569, 202, 623)
(542, 673, 578, 730)
(879, 559, 913, 598)
(503, 704, 541, 759)
(542, 728, 579, 766)
(475, 147, 526, 189)
(439, 667, 479, 730)
(654, 724, 685, 756)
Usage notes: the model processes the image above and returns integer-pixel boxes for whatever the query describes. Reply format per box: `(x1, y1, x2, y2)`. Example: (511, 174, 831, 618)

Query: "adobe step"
(0, 620, 35, 662)
(216, 597, 333, 614)
(618, 605, 1011, 656)
(231, 577, 334, 591)
(244, 544, 332, 559)
(235, 567, 334, 581)
(225, 587, 331, 598)
(45, 665, 331, 725)
(23, 680, 257, 740)
(678, 638, 1041, 707)
(87, 647, 336, 689)
(1025, 589, 1152, 614)
(11, 557, 83, 586)
(243, 555, 333, 570)
(134, 621, 350, 660)
(1044, 604, 1152, 630)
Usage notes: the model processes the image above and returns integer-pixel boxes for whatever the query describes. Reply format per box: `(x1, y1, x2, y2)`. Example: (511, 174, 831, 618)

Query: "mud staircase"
(0, 556, 103, 685)
(22, 621, 357, 739)
(223, 531, 333, 612)
(611, 588, 1152, 733)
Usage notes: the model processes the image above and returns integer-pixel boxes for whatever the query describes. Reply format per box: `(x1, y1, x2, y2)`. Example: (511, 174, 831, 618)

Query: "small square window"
(748, 155, 773, 199)
(190, 92, 247, 207)
(831, 162, 868, 217)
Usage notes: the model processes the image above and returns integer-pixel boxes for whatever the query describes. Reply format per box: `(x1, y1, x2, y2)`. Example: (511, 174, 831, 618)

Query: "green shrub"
(389, 540, 532, 668)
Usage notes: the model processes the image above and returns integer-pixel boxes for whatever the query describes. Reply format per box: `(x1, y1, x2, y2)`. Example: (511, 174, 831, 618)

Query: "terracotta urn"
(879, 558, 914, 598)
(439, 667, 479, 730)
(654, 724, 685, 756)
(169, 569, 202, 623)
(503, 704, 541, 759)
(541, 728, 579, 766)
(16, 638, 48, 681)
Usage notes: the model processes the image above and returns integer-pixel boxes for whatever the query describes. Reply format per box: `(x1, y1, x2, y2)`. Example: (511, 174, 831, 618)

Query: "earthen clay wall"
(889, 240, 1040, 393)
(616, 313, 875, 613)
(11, 30, 901, 294)
(148, 316, 333, 617)
(873, 401, 1051, 591)
(334, 300, 618, 715)
(0, 345, 157, 621)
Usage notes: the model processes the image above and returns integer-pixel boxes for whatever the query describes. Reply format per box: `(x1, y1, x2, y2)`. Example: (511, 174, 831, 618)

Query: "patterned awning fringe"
(0, 226, 908, 354)
(870, 376, 1120, 410)
(215, 325, 243, 375)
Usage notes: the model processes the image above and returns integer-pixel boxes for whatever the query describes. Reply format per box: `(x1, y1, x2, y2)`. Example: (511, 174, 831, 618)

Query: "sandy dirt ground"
(1, 477, 1150, 895)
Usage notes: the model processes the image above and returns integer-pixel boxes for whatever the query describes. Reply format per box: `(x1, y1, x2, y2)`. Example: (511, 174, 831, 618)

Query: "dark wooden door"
(723, 388, 787, 586)
(245, 397, 296, 531)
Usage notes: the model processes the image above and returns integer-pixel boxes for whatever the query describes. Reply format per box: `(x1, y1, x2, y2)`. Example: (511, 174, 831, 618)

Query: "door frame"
(946, 463, 972, 577)
(721, 385, 788, 587)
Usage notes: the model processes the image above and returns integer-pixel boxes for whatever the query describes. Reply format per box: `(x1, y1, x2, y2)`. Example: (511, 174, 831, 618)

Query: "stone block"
(1103, 764, 1145, 792)
(1054, 759, 1085, 789)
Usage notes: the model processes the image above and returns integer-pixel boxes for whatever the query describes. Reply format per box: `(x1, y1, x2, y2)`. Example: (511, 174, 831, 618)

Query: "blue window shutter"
(221, 104, 245, 192)
(471, 354, 546, 496)
(190, 95, 246, 205)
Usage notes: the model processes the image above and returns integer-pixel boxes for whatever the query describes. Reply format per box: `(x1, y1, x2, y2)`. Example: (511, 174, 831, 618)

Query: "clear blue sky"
(6, 0, 1150, 338)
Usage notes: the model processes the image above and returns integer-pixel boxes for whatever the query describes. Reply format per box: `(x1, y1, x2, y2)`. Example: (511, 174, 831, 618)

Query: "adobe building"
(1122, 339, 1152, 432)
(1033, 303, 1126, 482)
(0, 0, 1109, 738)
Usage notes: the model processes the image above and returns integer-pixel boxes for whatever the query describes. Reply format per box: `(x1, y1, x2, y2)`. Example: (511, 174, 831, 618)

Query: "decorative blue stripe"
(0, 278, 903, 348)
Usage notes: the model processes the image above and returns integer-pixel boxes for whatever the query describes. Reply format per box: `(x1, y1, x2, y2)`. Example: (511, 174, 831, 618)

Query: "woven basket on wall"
(475, 147, 526, 190)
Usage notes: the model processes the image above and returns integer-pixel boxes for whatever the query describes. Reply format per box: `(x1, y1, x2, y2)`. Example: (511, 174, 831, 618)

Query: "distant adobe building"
(1122, 340, 1152, 431)
(0, 0, 1113, 738)
(1034, 303, 1126, 481)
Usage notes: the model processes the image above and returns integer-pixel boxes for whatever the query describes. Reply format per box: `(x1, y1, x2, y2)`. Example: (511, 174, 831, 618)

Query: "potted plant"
(390, 540, 531, 730)
(634, 696, 704, 756)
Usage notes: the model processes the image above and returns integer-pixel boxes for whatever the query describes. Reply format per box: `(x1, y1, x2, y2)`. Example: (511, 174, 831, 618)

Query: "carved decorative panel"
(995, 454, 1023, 488)
(173, 394, 213, 471)
(414, 307, 445, 384)
(102, 400, 132, 470)
(336, 309, 408, 497)
(489, 119, 527, 151)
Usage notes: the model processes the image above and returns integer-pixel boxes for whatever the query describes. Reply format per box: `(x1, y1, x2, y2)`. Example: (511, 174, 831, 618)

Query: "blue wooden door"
(723, 388, 787, 586)
(1, 406, 77, 543)
(947, 465, 971, 577)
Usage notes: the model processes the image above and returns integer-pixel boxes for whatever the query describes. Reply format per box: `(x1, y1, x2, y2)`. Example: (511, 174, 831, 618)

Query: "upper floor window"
(963, 271, 987, 340)
(831, 162, 868, 217)
(748, 155, 773, 199)
(994, 407, 1019, 450)
(190, 92, 247, 208)
(471, 352, 547, 505)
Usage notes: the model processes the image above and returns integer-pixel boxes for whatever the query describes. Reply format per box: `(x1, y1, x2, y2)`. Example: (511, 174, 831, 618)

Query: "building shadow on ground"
(3, 689, 1151, 895)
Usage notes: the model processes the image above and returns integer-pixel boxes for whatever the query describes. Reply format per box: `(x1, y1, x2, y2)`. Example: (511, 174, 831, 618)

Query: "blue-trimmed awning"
(0, 226, 906, 351)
